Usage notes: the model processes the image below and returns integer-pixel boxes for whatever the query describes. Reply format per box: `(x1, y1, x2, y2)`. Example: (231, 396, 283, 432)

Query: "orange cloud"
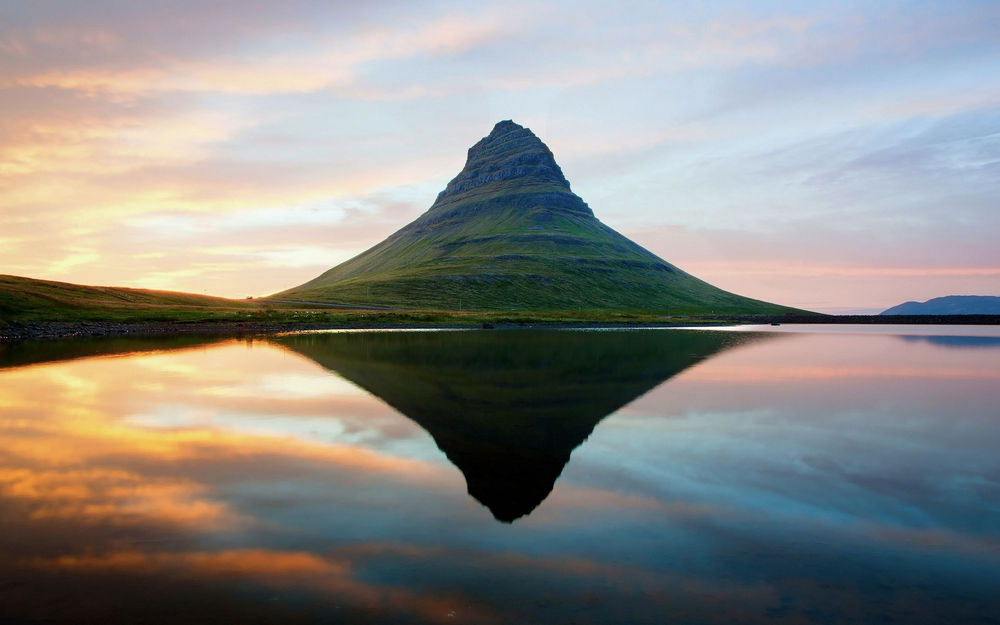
(0, 341, 453, 535)
(2, 12, 504, 98)
(28, 546, 500, 624)
(0, 467, 239, 527)
(35, 549, 346, 577)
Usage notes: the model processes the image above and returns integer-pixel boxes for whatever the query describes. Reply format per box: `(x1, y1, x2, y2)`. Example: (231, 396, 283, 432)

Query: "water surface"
(1, 326, 998, 624)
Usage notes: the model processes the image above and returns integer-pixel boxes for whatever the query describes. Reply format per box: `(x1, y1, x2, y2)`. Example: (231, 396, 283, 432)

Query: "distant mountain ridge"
(274, 120, 793, 314)
(881, 295, 1000, 315)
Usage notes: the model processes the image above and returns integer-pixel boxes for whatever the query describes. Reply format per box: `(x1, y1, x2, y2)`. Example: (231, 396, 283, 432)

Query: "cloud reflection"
(1, 330, 999, 623)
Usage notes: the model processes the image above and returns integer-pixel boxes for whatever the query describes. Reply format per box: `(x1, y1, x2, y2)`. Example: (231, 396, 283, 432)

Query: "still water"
(0, 326, 998, 624)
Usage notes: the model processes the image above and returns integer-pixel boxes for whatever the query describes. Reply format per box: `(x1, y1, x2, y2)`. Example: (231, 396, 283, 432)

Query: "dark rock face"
(435, 120, 572, 202)
(420, 121, 593, 223)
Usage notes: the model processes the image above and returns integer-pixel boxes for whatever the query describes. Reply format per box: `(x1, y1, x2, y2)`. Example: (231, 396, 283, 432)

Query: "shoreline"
(3, 314, 999, 344)
(0, 319, 712, 343)
(0, 320, 467, 343)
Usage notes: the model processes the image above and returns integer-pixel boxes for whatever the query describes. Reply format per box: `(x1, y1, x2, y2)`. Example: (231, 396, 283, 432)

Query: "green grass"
(273, 196, 801, 315)
(1, 274, 805, 329)
(0, 274, 263, 323)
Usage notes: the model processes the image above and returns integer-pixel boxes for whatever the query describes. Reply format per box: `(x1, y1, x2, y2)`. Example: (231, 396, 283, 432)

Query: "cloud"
(0, 467, 242, 527)
(0, 3, 509, 97)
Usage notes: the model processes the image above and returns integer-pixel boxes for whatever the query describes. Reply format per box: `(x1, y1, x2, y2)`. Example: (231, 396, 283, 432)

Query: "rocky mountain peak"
(435, 120, 571, 203)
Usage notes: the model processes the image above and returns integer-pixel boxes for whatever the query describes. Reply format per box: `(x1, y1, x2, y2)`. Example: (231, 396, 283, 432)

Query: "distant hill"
(274, 120, 794, 315)
(881, 295, 1000, 315)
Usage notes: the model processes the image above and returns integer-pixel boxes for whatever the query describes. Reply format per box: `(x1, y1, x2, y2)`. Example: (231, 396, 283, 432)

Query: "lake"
(1, 326, 998, 624)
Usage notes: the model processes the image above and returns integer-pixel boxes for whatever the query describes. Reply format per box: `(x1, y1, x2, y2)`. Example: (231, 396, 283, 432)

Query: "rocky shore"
(4, 314, 998, 344)
(0, 321, 352, 343)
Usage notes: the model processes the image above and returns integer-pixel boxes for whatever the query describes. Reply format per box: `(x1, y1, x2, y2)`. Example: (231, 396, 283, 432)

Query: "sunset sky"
(1, 1, 997, 313)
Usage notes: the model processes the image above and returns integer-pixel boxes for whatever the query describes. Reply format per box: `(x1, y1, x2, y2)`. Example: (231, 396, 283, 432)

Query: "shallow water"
(1, 326, 998, 624)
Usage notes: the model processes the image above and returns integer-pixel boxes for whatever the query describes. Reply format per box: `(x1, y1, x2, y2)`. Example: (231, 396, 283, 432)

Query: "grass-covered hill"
(2, 273, 729, 332)
(0, 274, 259, 323)
(273, 120, 795, 316)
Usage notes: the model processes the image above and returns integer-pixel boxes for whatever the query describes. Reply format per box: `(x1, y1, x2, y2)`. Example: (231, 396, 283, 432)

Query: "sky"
(1, 0, 997, 313)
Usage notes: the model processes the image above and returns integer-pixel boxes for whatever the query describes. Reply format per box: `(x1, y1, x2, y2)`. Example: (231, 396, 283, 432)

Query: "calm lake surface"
(1, 326, 998, 624)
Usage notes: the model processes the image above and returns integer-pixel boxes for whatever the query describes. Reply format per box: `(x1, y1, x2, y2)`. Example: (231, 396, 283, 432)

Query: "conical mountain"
(274, 329, 773, 522)
(275, 120, 788, 313)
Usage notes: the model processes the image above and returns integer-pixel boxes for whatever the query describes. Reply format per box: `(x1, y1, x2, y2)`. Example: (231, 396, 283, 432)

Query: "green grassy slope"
(3, 273, 720, 327)
(0, 274, 260, 323)
(274, 121, 796, 315)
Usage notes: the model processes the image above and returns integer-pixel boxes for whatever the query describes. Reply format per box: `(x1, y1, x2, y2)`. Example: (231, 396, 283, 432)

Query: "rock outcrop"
(439, 120, 572, 194)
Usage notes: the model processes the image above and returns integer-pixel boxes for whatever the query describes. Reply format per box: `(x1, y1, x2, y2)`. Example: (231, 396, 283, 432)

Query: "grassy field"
(3, 274, 790, 330)
(0, 275, 824, 336)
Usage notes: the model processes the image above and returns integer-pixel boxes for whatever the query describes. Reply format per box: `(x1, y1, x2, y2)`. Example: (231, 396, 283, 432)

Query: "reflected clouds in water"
(1, 329, 998, 624)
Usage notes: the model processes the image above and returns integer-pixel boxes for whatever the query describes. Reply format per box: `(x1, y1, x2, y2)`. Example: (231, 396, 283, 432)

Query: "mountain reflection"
(896, 334, 1000, 349)
(0, 334, 229, 369)
(274, 329, 769, 522)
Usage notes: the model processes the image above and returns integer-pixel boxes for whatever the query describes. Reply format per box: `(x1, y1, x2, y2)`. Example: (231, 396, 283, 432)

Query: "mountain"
(881, 295, 1000, 315)
(274, 120, 791, 314)
(274, 329, 772, 522)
